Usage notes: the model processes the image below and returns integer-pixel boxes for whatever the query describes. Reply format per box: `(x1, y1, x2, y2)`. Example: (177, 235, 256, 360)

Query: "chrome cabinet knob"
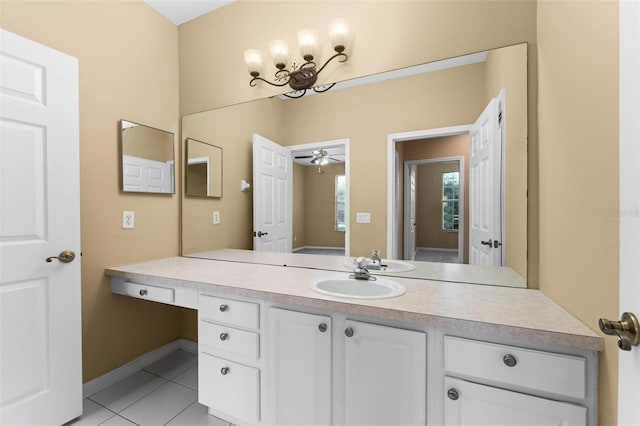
(345, 327, 354, 338)
(219, 304, 228, 312)
(219, 332, 229, 341)
(220, 367, 230, 375)
(139, 289, 148, 296)
(318, 323, 328, 333)
(447, 388, 460, 400)
(503, 354, 518, 367)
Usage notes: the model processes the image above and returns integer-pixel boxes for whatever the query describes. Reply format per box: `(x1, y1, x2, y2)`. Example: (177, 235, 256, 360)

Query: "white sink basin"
(309, 275, 406, 299)
(343, 258, 416, 273)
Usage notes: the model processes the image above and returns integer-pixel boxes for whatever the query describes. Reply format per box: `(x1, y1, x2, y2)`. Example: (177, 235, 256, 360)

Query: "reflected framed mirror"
(120, 120, 175, 194)
(185, 138, 223, 198)
(181, 43, 528, 287)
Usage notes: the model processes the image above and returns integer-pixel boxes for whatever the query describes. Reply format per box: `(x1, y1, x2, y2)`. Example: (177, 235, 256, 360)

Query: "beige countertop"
(105, 252, 603, 352)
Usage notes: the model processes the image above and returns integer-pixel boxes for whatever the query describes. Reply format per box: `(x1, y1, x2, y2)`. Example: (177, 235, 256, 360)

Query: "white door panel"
(469, 95, 503, 266)
(252, 133, 292, 252)
(618, 2, 640, 423)
(0, 29, 81, 425)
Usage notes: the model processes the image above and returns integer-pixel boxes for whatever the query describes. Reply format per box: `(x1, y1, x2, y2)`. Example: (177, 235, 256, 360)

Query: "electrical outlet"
(213, 211, 221, 224)
(122, 211, 135, 229)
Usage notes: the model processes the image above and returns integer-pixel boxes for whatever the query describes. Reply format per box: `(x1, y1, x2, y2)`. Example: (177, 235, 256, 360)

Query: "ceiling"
(143, 0, 234, 25)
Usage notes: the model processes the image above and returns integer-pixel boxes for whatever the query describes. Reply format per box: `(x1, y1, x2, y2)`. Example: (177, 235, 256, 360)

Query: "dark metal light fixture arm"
(314, 52, 348, 75)
(249, 75, 290, 88)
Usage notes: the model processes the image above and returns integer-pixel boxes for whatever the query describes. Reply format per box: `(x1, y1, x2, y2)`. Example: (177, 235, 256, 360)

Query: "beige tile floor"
(68, 350, 232, 426)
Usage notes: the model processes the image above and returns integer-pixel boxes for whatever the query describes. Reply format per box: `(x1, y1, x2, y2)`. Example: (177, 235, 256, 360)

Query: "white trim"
(82, 339, 197, 398)
(404, 157, 465, 264)
(289, 138, 350, 256)
(387, 125, 472, 259)
(417, 247, 458, 253)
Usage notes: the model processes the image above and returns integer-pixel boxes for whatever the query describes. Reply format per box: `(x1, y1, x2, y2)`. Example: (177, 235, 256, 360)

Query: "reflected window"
(442, 171, 459, 230)
(335, 175, 346, 231)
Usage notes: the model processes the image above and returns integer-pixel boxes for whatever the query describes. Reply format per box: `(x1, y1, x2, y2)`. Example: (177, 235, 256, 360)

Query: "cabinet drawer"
(199, 353, 260, 423)
(444, 377, 587, 426)
(200, 320, 260, 359)
(444, 336, 586, 400)
(115, 280, 175, 304)
(200, 294, 259, 330)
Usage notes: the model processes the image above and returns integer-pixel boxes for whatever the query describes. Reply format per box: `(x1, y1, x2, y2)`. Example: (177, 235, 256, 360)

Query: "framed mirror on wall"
(120, 120, 175, 194)
(185, 138, 223, 198)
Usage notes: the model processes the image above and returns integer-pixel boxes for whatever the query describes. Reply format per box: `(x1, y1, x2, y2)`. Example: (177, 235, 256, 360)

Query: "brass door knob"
(45, 250, 76, 263)
(599, 312, 640, 351)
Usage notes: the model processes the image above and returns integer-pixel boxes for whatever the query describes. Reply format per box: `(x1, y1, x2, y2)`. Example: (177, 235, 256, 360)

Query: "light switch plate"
(213, 211, 221, 224)
(122, 211, 135, 229)
(356, 212, 371, 224)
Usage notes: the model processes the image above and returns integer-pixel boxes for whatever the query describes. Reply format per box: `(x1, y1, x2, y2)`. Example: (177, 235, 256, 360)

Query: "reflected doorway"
(289, 139, 350, 257)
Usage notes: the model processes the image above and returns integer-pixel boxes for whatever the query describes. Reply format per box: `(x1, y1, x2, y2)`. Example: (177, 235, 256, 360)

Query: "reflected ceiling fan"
(294, 149, 341, 166)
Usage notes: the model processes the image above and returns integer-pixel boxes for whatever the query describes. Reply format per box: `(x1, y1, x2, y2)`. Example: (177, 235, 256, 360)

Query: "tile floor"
(68, 349, 232, 426)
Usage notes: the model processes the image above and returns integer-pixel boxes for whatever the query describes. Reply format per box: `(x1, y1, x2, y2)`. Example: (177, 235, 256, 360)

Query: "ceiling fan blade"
(294, 155, 314, 159)
(328, 157, 342, 162)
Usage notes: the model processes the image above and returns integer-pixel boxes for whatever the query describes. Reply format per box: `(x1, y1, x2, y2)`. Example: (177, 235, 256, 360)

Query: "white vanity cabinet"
(266, 307, 426, 426)
(198, 293, 262, 425)
(266, 308, 332, 426)
(344, 320, 427, 426)
(443, 336, 588, 426)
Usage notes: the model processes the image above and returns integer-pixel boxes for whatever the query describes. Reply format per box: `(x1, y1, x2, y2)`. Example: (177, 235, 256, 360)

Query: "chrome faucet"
(350, 257, 375, 281)
(370, 249, 381, 264)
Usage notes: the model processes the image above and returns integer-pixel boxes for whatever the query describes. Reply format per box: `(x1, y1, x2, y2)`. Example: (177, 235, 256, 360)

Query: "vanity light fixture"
(244, 19, 350, 98)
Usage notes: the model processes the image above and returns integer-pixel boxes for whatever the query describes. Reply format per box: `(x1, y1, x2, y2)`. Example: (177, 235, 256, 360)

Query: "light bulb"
(329, 19, 349, 53)
(244, 49, 263, 77)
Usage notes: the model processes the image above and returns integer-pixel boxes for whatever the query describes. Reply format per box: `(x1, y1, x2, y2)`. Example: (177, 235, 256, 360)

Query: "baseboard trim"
(82, 338, 197, 398)
(293, 246, 345, 252)
(416, 247, 458, 253)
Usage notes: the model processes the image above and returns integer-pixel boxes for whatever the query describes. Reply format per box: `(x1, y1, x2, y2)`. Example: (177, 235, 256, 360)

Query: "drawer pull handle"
(345, 327, 354, 338)
(219, 304, 229, 312)
(219, 332, 229, 341)
(503, 354, 518, 367)
(139, 289, 148, 296)
(447, 388, 460, 400)
(318, 323, 328, 333)
(220, 367, 230, 375)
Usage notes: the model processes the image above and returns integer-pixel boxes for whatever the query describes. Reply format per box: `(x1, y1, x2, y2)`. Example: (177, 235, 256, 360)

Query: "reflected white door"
(404, 164, 417, 260)
(252, 133, 292, 252)
(469, 95, 503, 266)
(122, 155, 173, 193)
(618, 2, 640, 424)
(0, 29, 81, 425)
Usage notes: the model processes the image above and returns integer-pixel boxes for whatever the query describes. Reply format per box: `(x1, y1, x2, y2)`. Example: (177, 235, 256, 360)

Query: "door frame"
(618, 0, 640, 422)
(404, 157, 465, 264)
(288, 138, 350, 256)
(387, 125, 471, 259)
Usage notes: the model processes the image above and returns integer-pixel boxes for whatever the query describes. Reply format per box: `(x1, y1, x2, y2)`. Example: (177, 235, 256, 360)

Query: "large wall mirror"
(120, 120, 175, 194)
(181, 43, 528, 288)
(185, 138, 223, 198)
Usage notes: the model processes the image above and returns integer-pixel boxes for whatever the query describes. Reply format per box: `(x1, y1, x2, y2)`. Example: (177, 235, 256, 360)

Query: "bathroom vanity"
(106, 251, 602, 426)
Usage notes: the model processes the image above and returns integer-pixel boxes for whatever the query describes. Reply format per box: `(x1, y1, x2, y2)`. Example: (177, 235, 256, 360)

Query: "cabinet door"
(344, 320, 426, 426)
(267, 308, 332, 426)
(444, 377, 587, 426)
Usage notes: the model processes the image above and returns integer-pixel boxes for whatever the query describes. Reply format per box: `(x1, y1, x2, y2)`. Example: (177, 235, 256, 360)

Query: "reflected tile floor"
(68, 349, 232, 426)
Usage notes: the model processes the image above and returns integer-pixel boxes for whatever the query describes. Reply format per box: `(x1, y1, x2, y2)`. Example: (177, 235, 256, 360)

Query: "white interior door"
(252, 133, 292, 252)
(0, 29, 81, 425)
(469, 95, 503, 266)
(122, 155, 173, 193)
(618, 2, 640, 424)
(404, 164, 417, 260)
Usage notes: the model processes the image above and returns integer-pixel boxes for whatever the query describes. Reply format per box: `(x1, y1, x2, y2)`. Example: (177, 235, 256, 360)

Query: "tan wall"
(404, 135, 470, 264)
(303, 163, 346, 248)
(484, 44, 529, 281)
(537, 2, 619, 425)
(122, 124, 174, 163)
(416, 162, 460, 250)
(0, 1, 182, 382)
